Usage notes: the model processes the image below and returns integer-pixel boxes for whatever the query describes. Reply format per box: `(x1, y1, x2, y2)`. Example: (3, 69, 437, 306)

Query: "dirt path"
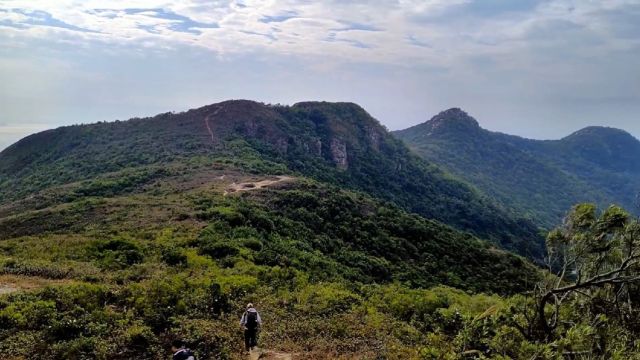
(0, 275, 72, 295)
(249, 348, 293, 360)
(0, 284, 18, 295)
(224, 176, 294, 196)
(204, 106, 223, 142)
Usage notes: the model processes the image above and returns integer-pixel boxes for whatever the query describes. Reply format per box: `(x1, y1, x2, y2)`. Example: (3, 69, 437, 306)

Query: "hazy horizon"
(2, 98, 640, 152)
(1, 0, 639, 150)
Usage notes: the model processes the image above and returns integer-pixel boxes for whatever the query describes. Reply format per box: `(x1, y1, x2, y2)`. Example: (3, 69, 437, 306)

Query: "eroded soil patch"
(0, 274, 72, 295)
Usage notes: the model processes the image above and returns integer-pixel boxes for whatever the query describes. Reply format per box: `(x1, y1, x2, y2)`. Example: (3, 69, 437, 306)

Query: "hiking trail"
(0, 275, 71, 295)
(248, 348, 293, 360)
(0, 284, 17, 295)
(223, 176, 294, 196)
(204, 106, 223, 142)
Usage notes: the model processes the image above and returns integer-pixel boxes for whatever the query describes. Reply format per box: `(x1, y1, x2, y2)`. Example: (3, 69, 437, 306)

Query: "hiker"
(171, 339, 196, 360)
(240, 303, 262, 352)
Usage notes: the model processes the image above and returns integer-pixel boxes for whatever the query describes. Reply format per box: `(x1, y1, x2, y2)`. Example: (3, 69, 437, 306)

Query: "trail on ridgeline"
(204, 106, 223, 142)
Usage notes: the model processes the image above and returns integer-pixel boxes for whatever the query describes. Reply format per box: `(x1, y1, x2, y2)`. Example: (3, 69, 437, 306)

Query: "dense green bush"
(161, 246, 188, 267)
(198, 240, 240, 260)
(89, 239, 144, 269)
(214, 185, 541, 294)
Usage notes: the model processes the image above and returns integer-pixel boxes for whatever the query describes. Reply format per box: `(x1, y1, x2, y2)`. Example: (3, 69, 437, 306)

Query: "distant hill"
(0, 100, 544, 258)
(394, 108, 640, 227)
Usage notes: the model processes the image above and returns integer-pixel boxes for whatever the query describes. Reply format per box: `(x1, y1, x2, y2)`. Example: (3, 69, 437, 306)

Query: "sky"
(0, 0, 639, 150)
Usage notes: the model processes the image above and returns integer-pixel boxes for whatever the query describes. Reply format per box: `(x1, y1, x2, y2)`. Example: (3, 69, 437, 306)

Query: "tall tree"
(537, 204, 640, 345)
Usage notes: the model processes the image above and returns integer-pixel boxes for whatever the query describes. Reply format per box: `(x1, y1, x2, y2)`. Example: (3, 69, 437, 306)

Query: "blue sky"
(0, 0, 639, 150)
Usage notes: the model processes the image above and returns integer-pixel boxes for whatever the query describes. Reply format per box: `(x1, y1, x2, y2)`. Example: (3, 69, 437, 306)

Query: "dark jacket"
(173, 348, 196, 360)
(240, 308, 262, 329)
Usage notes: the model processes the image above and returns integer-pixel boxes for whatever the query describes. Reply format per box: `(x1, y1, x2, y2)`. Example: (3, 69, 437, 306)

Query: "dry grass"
(0, 274, 75, 295)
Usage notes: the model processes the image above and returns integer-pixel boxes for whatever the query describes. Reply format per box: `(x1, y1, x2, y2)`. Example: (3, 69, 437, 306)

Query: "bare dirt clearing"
(0, 274, 72, 295)
(224, 176, 294, 196)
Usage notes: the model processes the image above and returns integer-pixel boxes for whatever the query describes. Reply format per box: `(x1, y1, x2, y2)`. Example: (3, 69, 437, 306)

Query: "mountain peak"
(562, 126, 639, 151)
(391, 107, 482, 142)
(422, 107, 481, 136)
(439, 107, 471, 117)
(559, 126, 640, 172)
(564, 126, 635, 141)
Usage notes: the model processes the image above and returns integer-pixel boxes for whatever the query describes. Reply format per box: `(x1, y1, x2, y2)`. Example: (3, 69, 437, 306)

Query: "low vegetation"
(0, 160, 540, 359)
(1, 161, 639, 358)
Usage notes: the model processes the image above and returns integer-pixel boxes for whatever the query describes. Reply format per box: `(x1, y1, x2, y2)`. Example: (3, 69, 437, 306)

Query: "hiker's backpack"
(173, 349, 196, 360)
(246, 311, 258, 329)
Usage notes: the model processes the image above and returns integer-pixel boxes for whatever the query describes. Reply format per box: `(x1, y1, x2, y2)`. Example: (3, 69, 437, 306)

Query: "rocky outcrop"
(303, 138, 322, 156)
(275, 137, 288, 154)
(366, 126, 381, 151)
(244, 119, 258, 137)
(313, 138, 322, 157)
(330, 138, 348, 169)
(423, 108, 481, 137)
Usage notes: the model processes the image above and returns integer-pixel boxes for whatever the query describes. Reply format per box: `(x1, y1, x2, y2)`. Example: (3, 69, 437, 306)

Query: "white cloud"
(0, 0, 639, 144)
(0, 0, 555, 65)
(0, 0, 632, 69)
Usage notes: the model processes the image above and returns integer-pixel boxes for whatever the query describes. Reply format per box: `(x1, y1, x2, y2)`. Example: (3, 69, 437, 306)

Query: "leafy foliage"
(89, 238, 145, 270)
(534, 204, 640, 346)
(195, 182, 540, 293)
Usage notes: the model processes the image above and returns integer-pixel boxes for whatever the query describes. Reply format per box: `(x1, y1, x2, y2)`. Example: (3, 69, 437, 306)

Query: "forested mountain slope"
(394, 108, 640, 227)
(0, 100, 543, 258)
(0, 136, 540, 357)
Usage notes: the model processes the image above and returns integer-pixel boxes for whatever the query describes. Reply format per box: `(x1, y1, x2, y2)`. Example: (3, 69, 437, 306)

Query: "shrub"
(169, 318, 236, 360)
(198, 240, 240, 259)
(0, 299, 56, 330)
(114, 323, 161, 358)
(0, 259, 72, 279)
(161, 246, 188, 267)
(50, 336, 105, 359)
(295, 283, 361, 315)
(240, 238, 263, 252)
(90, 239, 144, 269)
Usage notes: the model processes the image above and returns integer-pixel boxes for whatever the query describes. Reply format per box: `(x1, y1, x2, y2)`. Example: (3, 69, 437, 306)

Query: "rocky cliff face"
(330, 138, 348, 169)
(366, 126, 381, 151)
(302, 138, 322, 156)
(275, 137, 288, 154)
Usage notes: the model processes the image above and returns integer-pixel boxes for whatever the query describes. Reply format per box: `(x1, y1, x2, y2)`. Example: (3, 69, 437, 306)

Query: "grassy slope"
(0, 162, 539, 359)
